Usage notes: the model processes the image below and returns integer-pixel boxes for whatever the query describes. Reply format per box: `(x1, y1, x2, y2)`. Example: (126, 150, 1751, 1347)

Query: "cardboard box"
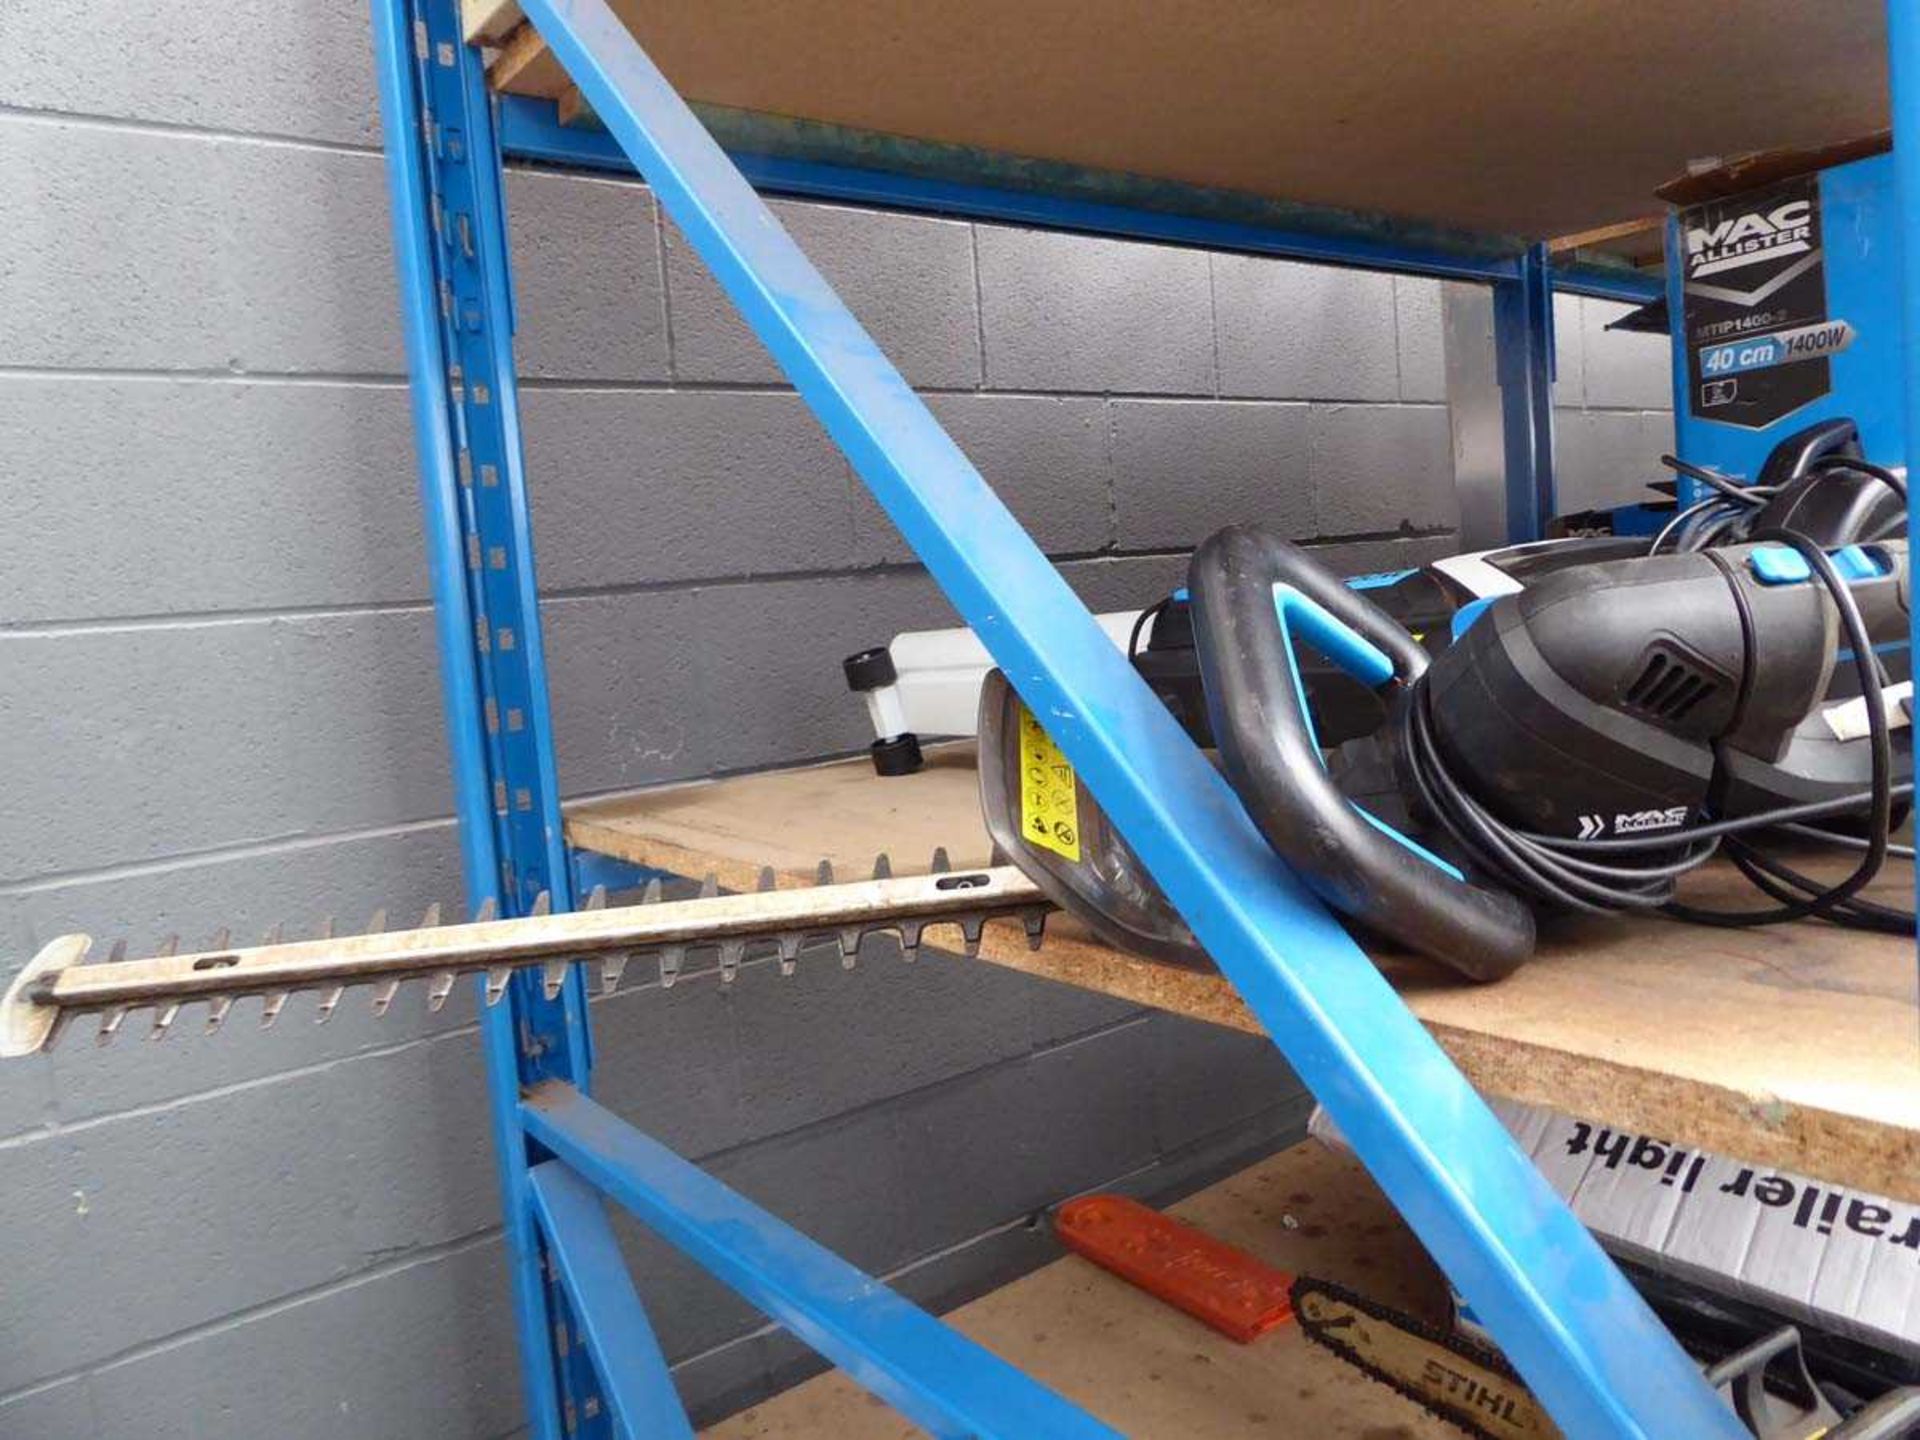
(1308, 1100, 1920, 1359)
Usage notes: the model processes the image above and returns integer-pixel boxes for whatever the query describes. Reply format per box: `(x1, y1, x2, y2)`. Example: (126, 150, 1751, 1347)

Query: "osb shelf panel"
(701, 1140, 1460, 1439)
(482, 1, 1886, 247)
(567, 745, 1920, 1204)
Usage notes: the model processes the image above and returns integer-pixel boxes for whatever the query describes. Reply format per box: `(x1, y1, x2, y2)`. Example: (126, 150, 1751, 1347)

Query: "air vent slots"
(1625, 651, 1716, 722)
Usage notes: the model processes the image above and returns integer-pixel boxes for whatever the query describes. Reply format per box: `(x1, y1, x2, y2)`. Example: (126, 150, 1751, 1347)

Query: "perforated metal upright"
(368, 1, 1916, 1436)
(369, 3, 605, 1434)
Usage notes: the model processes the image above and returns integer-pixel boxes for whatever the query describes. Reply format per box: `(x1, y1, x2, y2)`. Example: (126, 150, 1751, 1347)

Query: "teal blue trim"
(1354, 805, 1466, 881)
(1347, 568, 1418, 591)
(1271, 585, 1465, 882)
(1272, 583, 1395, 688)
(1450, 597, 1498, 641)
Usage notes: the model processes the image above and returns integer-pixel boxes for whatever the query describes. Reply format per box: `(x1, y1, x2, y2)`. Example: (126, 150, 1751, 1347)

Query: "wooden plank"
(702, 1140, 1462, 1439)
(1546, 214, 1666, 262)
(488, 20, 569, 99)
(556, 85, 594, 129)
(491, 1, 1886, 246)
(567, 745, 1920, 1203)
(462, 0, 523, 44)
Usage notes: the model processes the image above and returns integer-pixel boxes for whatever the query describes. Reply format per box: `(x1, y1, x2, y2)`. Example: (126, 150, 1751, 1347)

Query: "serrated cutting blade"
(1, 863, 1049, 1056)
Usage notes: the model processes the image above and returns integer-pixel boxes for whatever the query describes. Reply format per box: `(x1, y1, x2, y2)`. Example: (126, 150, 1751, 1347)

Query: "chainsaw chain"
(1291, 1274, 1555, 1440)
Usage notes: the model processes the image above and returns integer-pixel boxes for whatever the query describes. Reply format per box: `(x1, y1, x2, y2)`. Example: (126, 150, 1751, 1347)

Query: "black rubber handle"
(1188, 526, 1534, 982)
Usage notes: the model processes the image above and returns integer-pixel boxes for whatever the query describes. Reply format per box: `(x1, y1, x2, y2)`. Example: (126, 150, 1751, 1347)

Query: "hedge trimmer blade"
(1, 859, 1049, 1056)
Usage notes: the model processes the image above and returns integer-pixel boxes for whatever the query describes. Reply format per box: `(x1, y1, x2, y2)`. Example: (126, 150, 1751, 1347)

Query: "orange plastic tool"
(1054, 1193, 1296, 1343)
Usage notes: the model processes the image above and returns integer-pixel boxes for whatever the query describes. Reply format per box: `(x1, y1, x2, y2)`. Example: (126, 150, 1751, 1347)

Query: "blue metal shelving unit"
(369, 3, 1914, 1435)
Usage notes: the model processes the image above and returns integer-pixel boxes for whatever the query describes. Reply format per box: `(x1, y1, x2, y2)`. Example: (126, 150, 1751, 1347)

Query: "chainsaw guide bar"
(0, 856, 1049, 1056)
(1291, 1275, 1560, 1439)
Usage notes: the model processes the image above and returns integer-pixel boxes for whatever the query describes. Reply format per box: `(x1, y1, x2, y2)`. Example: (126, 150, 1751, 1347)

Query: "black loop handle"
(1188, 526, 1534, 982)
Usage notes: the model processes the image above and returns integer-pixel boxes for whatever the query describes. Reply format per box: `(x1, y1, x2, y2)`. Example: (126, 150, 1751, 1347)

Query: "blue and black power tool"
(978, 422, 1911, 982)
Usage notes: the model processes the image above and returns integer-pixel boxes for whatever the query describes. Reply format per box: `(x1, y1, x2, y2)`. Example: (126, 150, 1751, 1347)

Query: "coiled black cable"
(1394, 528, 1913, 933)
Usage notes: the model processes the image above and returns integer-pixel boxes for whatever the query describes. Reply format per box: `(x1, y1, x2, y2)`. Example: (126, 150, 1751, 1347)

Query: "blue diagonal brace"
(512, 3, 1736, 1434)
(522, 1084, 1121, 1439)
(529, 1161, 696, 1440)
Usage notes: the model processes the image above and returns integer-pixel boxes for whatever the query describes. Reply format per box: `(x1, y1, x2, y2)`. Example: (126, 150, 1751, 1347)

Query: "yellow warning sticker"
(1017, 703, 1081, 862)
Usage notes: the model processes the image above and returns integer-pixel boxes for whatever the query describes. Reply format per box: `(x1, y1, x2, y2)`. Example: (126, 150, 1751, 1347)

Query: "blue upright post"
(1889, 0, 1920, 929)
(1493, 241, 1559, 541)
(371, 1, 615, 1435)
(514, 3, 1736, 1434)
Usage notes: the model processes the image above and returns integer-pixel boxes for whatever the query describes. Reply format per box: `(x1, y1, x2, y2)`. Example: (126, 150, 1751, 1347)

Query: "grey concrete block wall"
(1551, 292, 1677, 513)
(0, 8, 1661, 1437)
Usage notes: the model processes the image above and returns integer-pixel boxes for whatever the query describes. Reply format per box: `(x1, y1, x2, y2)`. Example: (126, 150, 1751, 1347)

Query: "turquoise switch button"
(1748, 545, 1811, 584)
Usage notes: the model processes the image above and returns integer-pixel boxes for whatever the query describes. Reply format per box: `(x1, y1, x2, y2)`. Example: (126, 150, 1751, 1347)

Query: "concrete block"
(883, 1220, 1060, 1323)
(975, 225, 1214, 395)
(667, 201, 980, 389)
(586, 976, 746, 1159)
(1142, 1011, 1304, 1154)
(84, 1237, 520, 1440)
(853, 394, 1110, 563)
(0, 0, 383, 147)
(522, 388, 858, 589)
(1308, 403, 1458, 534)
(886, 1061, 1068, 1251)
(1581, 298, 1674, 411)
(1551, 291, 1586, 406)
(0, 379, 425, 623)
(1131, 1099, 1311, 1204)
(1, 610, 450, 883)
(544, 569, 957, 795)
(709, 1105, 914, 1275)
(1554, 407, 1658, 512)
(1018, 1020, 1159, 1190)
(728, 942, 1030, 1147)
(0, 822, 467, 1126)
(1024, 972, 1144, 1050)
(1394, 276, 1448, 402)
(889, 1019, 1158, 1259)
(506, 169, 670, 383)
(933, 393, 1112, 555)
(1214, 256, 1400, 401)
(542, 587, 710, 796)
(609, 1212, 763, 1361)
(0, 119, 401, 374)
(1109, 399, 1311, 549)
(668, 573, 957, 778)
(1640, 408, 1676, 458)
(1056, 554, 1190, 614)
(0, 1377, 95, 1440)
(0, 1028, 498, 1393)
(0, 1042, 54, 1143)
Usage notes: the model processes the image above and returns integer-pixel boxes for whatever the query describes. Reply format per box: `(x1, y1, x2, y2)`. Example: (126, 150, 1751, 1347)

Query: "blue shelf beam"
(1493, 241, 1560, 542)
(507, 2, 1737, 1434)
(530, 1161, 696, 1440)
(497, 94, 1662, 305)
(523, 1083, 1121, 1439)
